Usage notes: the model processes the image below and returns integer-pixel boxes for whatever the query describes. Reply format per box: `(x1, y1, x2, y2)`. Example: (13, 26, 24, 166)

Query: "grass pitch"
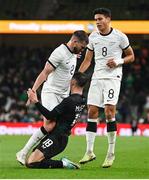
(0, 135, 149, 179)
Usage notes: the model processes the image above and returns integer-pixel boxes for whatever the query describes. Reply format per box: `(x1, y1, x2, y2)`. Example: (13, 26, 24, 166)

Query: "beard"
(73, 47, 80, 54)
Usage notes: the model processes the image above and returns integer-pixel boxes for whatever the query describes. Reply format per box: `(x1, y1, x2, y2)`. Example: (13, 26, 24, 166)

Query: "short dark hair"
(73, 30, 89, 44)
(93, 8, 111, 18)
(72, 72, 88, 87)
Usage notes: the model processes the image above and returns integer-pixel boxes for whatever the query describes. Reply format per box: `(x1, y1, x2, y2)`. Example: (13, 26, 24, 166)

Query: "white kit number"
(42, 138, 53, 149)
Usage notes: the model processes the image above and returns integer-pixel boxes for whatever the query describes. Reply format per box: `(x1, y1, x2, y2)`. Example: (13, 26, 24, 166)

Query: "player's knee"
(26, 151, 41, 166)
(105, 113, 113, 120)
(26, 158, 33, 168)
(26, 157, 40, 168)
(26, 156, 34, 166)
(88, 106, 98, 119)
(105, 105, 115, 120)
(43, 120, 56, 132)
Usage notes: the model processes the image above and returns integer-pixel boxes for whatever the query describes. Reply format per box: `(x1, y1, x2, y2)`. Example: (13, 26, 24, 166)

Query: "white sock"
(86, 118, 98, 154)
(107, 131, 117, 154)
(21, 127, 45, 155)
(86, 131, 96, 154)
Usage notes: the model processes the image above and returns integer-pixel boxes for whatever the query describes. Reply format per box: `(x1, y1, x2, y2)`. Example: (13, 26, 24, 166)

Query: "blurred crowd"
(0, 44, 52, 123)
(0, 0, 149, 20)
(0, 44, 149, 124)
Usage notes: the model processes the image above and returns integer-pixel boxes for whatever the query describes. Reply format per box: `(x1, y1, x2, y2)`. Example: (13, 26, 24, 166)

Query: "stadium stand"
(0, 44, 53, 122)
(0, 0, 149, 20)
(0, 0, 40, 19)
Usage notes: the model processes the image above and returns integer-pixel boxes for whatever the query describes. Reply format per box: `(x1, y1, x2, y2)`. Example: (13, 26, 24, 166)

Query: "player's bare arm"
(79, 49, 93, 72)
(27, 87, 56, 129)
(106, 46, 135, 68)
(123, 46, 135, 64)
(27, 88, 38, 104)
(26, 62, 54, 106)
(32, 62, 54, 92)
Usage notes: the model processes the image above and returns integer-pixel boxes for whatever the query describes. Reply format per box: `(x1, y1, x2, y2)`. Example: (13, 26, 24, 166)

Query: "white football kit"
(41, 44, 77, 110)
(87, 28, 130, 107)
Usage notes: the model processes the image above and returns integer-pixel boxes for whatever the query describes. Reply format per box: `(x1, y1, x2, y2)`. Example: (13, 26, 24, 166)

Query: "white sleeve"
(119, 33, 130, 50)
(48, 48, 62, 68)
(87, 35, 94, 51)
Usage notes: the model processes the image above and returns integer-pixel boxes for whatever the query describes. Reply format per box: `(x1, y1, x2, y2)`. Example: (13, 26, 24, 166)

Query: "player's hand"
(26, 88, 35, 106)
(26, 99, 31, 106)
(106, 58, 117, 68)
(27, 88, 38, 104)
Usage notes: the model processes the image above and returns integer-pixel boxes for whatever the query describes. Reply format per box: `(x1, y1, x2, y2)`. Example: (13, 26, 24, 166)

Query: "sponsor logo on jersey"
(66, 61, 70, 64)
(75, 105, 85, 112)
(107, 99, 113, 102)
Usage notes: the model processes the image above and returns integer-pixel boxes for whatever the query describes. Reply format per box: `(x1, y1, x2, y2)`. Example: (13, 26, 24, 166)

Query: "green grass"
(0, 135, 149, 179)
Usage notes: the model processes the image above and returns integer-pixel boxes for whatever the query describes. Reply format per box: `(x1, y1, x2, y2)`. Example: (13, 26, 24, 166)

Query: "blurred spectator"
(143, 110, 149, 124)
(142, 96, 149, 124)
(131, 119, 138, 135)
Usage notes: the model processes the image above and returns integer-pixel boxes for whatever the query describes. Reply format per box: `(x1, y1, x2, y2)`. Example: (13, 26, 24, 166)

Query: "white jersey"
(88, 28, 130, 80)
(42, 44, 77, 95)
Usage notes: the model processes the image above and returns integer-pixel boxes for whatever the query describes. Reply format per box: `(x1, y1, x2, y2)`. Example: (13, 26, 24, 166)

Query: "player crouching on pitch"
(25, 72, 88, 169)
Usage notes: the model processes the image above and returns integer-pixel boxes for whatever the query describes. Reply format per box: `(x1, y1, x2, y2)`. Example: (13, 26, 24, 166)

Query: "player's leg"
(26, 145, 64, 169)
(79, 80, 102, 164)
(79, 105, 98, 164)
(102, 79, 121, 168)
(26, 148, 64, 169)
(16, 92, 59, 165)
(16, 125, 49, 165)
(27, 148, 45, 164)
(26, 134, 79, 169)
(26, 150, 80, 169)
(102, 104, 116, 168)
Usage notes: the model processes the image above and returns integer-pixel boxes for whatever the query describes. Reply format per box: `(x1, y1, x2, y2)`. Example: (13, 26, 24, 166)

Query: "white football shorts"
(87, 79, 121, 108)
(41, 91, 67, 111)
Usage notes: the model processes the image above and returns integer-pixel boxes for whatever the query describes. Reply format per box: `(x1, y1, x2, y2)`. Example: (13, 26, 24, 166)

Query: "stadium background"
(0, 0, 149, 136)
